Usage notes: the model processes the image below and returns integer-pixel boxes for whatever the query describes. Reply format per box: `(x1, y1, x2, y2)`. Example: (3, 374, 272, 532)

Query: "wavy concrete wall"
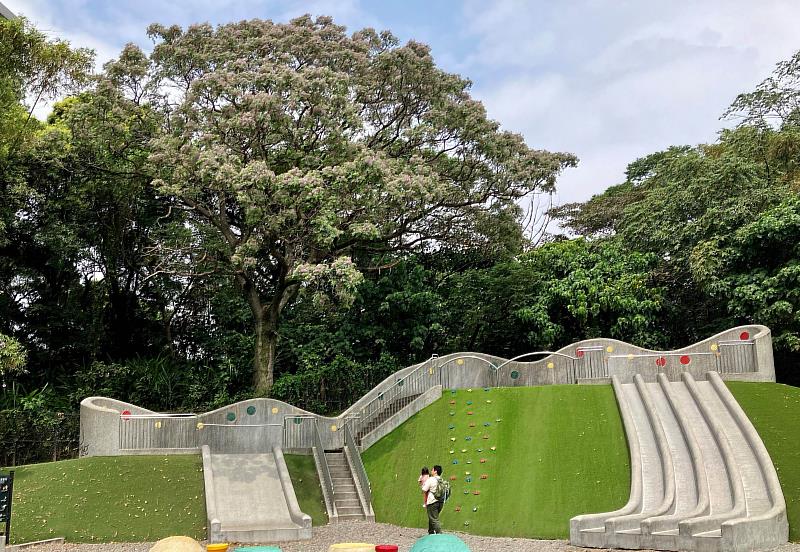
(80, 325, 774, 457)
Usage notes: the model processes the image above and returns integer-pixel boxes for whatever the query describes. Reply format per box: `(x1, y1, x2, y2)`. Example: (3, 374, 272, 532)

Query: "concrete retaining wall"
(80, 325, 775, 457)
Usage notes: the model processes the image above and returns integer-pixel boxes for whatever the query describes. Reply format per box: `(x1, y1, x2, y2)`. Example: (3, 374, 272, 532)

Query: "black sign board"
(0, 471, 13, 544)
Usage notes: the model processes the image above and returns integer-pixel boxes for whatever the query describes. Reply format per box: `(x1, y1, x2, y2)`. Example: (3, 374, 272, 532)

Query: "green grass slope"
(4, 455, 206, 543)
(4, 453, 327, 543)
(362, 385, 631, 538)
(728, 382, 800, 542)
(284, 454, 327, 526)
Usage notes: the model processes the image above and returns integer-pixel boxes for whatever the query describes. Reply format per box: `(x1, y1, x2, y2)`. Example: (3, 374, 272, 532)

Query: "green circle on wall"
(510, 370, 520, 380)
(246, 406, 256, 416)
(226, 412, 236, 422)
(294, 417, 303, 425)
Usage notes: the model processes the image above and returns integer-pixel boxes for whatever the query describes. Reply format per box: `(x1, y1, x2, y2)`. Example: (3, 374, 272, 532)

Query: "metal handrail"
(343, 423, 372, 511)
(313, 420, 335, 515)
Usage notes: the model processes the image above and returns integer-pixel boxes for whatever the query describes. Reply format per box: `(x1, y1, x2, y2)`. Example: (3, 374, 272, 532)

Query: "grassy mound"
(727, 382, 800, 542)
(284, 454, 327, 526)
(4, 455, 205, 543)
(362, 385, 630, 538)
(4, 453, 326, 543)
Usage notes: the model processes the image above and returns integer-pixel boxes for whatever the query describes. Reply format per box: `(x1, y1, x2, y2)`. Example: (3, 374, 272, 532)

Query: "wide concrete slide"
(202, 445, 311, 543)
(571, 372, 787, 552)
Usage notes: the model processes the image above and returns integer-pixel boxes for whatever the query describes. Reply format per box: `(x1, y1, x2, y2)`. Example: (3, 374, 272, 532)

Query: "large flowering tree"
(102, 16, 576, 395)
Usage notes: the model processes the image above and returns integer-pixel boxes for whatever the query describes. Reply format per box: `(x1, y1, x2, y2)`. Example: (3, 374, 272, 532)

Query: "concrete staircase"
(326, 450, 369, 521)
(571, 371, 787, 552)
(356, 393, 420, 444)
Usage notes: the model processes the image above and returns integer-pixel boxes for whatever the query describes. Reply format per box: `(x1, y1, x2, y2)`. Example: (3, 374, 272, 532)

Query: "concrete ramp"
(571, 371, 788, 552)
(202, 445, 311, 543)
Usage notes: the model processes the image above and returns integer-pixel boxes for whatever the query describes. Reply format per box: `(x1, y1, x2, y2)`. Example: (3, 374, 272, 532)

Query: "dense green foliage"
(362, 386, 630, 538)
(2, 15, 800, 462)
(727, 382, 800, 541)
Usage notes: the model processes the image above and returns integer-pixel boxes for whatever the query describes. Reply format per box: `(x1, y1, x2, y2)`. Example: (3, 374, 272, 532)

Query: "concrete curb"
(200, 445, 222, 542)
(4, 539, 65, 552)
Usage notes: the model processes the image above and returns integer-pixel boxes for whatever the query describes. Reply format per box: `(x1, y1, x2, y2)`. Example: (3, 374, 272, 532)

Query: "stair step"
(337, 506, 364, 515)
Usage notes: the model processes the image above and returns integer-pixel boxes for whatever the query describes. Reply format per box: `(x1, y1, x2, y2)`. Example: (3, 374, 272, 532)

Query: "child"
(418, 466, 430, 507)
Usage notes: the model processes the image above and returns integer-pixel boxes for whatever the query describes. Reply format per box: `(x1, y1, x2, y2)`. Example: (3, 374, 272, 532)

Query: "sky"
(5, 0, 800, 208)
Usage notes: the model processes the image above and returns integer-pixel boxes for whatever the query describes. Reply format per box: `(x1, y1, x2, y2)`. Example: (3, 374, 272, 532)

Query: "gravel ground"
(10, 521, 800, 552)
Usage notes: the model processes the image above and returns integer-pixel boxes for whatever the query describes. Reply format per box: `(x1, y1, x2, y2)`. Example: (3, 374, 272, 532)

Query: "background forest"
(2, 16, 799, 464)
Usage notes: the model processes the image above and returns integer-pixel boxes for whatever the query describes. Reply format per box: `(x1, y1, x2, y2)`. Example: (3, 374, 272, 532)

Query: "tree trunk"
(253, 313, 278, 396)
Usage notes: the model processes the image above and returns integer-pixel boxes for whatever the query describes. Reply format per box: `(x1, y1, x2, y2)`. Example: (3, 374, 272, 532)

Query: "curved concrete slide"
(202, 445, 311, 543)
(570, 373, 787, 552)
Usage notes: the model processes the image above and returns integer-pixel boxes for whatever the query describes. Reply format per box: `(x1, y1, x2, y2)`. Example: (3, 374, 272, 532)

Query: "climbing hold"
(465, 471, 471, 475)
(464, 521, 470, 526)
(450, 437, 456, 442)
(450, 411, 455, 416)
(461, 449, 467, 453)
(449, 450, 454, 454)
(467, 411, 474, 415)
(483, 422, 490, 427)
(480, 458, 486, 463)
(450, 475, 457, 481)
(451, 390, 457, 395)
(469, 422, 476, 428)
(465, 436, 472, 441)
(466, 460, 472, 464)
(455, 506, 461, 512)
(482, 434, 489, 440)
(490, 446, 496, 451)
(463, 490, 469, 495)
(449, 400, 456, 405)
(486, 399, 492, 404)
(473, 490, 481, 495)
(465, 476, 472, 483)
(472, 506, 478, 512)
(481, 474, 488, 480)
(449, 424, 455, 430)
(467, 388, 472, 392)
(466, 401, 472, 405)
(452, 460, 459, 465)
(495, 419, 502, 423)
(483, 387, 490, 391)
(476, 448, 483, 453)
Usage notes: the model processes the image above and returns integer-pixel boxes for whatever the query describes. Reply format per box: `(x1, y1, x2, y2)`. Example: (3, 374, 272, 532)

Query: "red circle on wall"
(680, 355, 691, 365)
(576, 349, 585, 358)
(740, 331, 750, 340)
(121, 409, 131, 421)
(655, 357, 666, 367)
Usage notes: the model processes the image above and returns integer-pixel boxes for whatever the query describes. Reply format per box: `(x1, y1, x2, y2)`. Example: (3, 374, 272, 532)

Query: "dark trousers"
(427, 500, 443, 534)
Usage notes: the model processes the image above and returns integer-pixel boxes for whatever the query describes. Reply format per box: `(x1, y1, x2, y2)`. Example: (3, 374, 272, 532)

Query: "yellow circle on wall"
(330, 424, 338, 432)
(456, 358, 464, 365)
(547, 362, 554, 369)
(606, 345, 614, 353)
(271, 407, 279, 414)
(196, 422, 204, 430)
(710, 343, 719, 352)
(627, 354, 634, 360)
(154, 421, 162, 429)
(429, 367, 434, 375)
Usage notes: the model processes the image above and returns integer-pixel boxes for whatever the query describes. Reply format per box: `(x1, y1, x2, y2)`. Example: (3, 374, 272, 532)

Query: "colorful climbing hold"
(465, 436, 472, 441)
(467, 411, 474, 415)
(486, 399, 492, 403)
(483, 387, 490, 391)
(482, 434, 490, 440)
(455, 506, 461, 512)
(467, 388, 472, 392)
(449, 450, 455, 454)
(483, 422, 490, 427)
(490, 446, 497, 451)
(469, 422, 476, 428)
(473, 490, 481, 495)
(450, 475, 457, 481)
(449, 424, 455, 430)
(495, 418, 502, 423)
(449, 400, 456, 405)
(466, 400, 472, 405)
(472, 506, 478, 512)
(465, 476, 472, 483)
(480, 458, 486, 463)
(450, 411, 456, 416)
(465, 471, 471, 475)
(461, 449, 467, 453)
(450, 437, 456, 442)
(481, 474, 488, 480)
(452, 460, 459, 465)
(476, 448, 483, 452)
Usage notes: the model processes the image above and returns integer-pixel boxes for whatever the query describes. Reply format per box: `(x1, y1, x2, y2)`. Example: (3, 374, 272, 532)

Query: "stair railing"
(343, 422, 372, 511)
(354, 357, 434, 439)
(313, 419, 336, 517)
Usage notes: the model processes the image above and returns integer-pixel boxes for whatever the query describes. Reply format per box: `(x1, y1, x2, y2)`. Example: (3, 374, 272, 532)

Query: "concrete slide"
(202, 445, 311, 543)
(571, 371, 788, 552)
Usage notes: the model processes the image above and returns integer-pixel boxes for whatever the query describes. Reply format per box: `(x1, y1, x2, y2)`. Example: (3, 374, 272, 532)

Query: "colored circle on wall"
(680, 355, 691, 365)
(710, 343, 719, 352)
(226, 412, 236, 422)
(547, 362, 554, 369)
(271, 407, 279, 414)
(510, 370, 520, 380)
(154, 421, 162, 429)
(606, 345, 614, 353)
(627, 354, 634, 360)
(246, 406, 256, 415)
(456, 358, 464, 365)
(330, 424, 338, 432)
(655, 357, 666, 367)
(196, 422, 204, 430)
(429, 367, 434, 375)
(293, 417, 303, 425)
(576, 349, 585, 358)
(121, 409, 131, 421)
(740, 331, 750, 340)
